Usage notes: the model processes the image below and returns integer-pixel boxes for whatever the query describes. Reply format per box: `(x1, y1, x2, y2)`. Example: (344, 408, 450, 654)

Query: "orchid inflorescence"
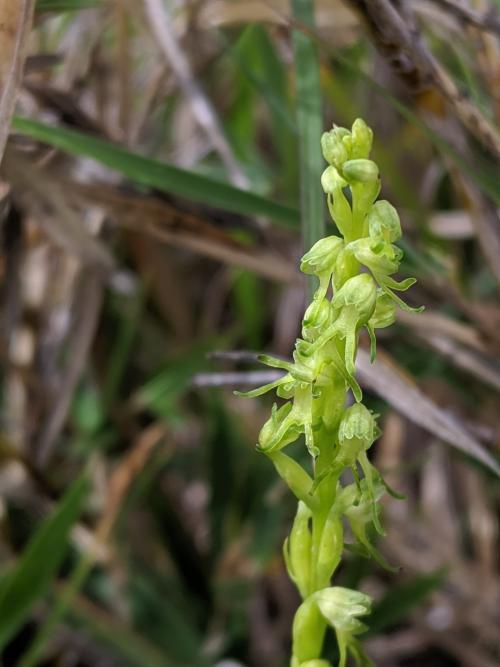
(238, 118, 421, 666)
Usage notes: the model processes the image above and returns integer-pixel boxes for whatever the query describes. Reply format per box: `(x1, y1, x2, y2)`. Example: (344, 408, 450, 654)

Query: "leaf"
(36, 0, 102, 10)
(11, 116, 300, 227)
(292, 0, 325, 296)
(0, 1, 36, 164)
(0, 471, 89, 648)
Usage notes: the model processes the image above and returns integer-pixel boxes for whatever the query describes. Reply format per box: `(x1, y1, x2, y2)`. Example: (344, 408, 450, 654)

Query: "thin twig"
(414, 0, 500, 35)
(0, 0, 36, 164)
(192, 370, 284, 387)
(340, 0, 500, 288)
(35, 273, 104, 467)
(346, 0, 500, 162)
(143, 0, 248, 188)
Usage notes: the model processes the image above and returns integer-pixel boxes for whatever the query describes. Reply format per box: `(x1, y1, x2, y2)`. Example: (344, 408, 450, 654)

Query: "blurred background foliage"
(0, 0, 499, 665)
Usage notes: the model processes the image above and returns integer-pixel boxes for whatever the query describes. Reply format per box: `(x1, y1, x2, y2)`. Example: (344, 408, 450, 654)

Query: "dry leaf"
(357, 347, 500, 477)
(0, 0, 35, 163)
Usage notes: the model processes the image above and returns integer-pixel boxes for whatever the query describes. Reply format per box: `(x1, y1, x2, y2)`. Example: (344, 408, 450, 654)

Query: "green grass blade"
(12, 117, 300, 227)
(36, 0, 102, 10)
(291, 0, 325, 296)
(0, 471, 89, 648)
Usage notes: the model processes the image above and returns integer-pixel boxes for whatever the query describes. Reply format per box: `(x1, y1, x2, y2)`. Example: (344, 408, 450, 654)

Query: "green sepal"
(379, 282, 424, 314)
(234, 375, 290, 398)
(367, 324, 377, 363)
(381, 275, 416, 291)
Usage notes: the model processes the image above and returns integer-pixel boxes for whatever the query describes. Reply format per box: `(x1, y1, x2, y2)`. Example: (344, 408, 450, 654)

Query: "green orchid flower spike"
(237, 118, 422, 666)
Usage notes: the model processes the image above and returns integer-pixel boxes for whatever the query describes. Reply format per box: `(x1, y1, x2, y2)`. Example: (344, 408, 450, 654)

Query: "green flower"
(347, 237, 422, 314)
(348, 236, 401, 275)
(258, 402, 302, 453)
(340, 478, 397, 572)
(313, 587, 371, 635)
(302, 298, 336, 343)
(301, 236, 345, 277)
(367, 199, 401, 242)
(312, 587, 373, 667)
(301, 236, 344, 298)
(337, 404, 379, 467)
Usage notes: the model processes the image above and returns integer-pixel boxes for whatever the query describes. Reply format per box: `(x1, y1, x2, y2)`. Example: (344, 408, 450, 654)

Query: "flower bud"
(342, 159, 379, 184)
(300, 236, 344, 277)
(321, 165, 347, 194)
(302, 298, 335, 342)
(332, 274, 377, 323)
(321, 127, 350, 167)
(367, 199, 401, 242)
(312, 586, 372, 634)
(351, 118, 373, 159)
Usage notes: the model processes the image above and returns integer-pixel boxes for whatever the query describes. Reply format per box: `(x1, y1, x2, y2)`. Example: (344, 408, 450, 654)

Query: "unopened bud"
(321, 126, 350, 167)
(342, 159, 379, 183)
(351, 118, 373, 159)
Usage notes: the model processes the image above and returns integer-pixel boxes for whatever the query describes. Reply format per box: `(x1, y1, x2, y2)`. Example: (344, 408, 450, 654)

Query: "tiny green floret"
(238, 118, 422, 666)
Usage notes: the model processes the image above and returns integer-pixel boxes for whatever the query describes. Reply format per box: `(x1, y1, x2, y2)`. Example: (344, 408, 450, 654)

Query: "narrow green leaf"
(36, 0, 102, 10)
(291, 0, 325, 297)
(12, 117, 300, 227)
(0, 471, 89, 648)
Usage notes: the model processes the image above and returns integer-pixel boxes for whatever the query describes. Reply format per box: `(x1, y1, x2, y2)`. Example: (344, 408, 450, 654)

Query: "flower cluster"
(238, 119, 421, 666)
